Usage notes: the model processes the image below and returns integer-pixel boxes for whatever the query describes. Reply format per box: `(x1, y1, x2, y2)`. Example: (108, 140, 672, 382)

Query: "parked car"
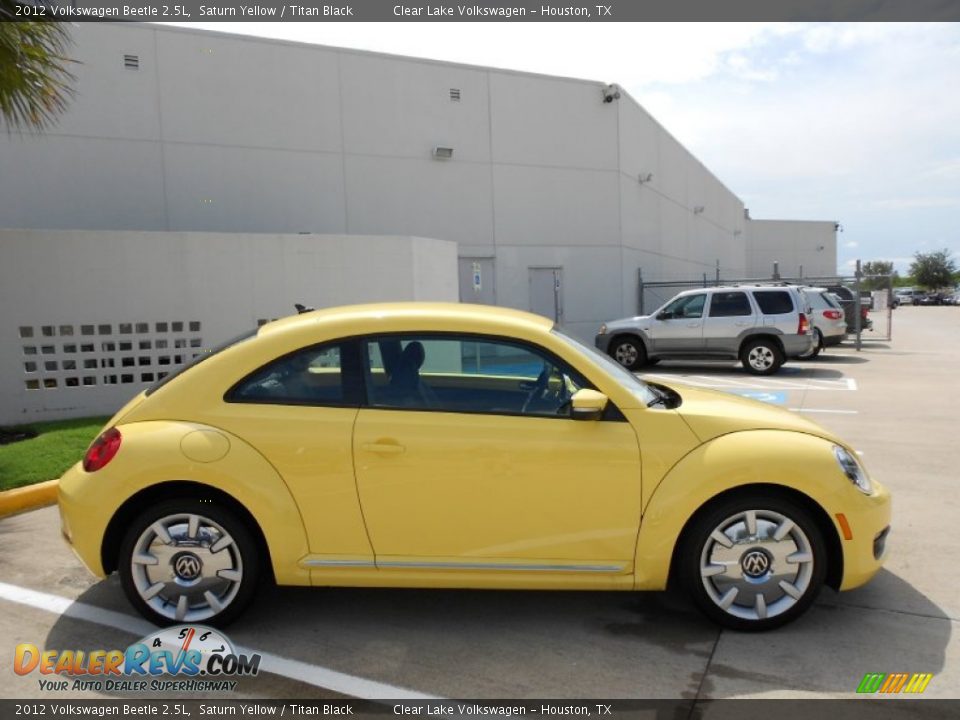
(596, 285, 814, 375)
(944, 292, 960, 306)
(825, 285, 873, 333)
(58, 302, 891, 632)
(894, 288, 922, 306)
(797, 287, 847, 359)
(916, 292, 944, 306)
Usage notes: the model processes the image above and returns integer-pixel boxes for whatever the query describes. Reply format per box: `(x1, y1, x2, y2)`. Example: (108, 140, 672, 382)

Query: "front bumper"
(594, 333, 613, 353)
(837, 479, 892, 591)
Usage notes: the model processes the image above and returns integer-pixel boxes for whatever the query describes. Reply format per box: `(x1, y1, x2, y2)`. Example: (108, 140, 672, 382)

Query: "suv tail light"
(798, 312, 809, 335)
(861, 306, 870, 319)
(83, 427, 122, 472)
(823, 309, 842, 320)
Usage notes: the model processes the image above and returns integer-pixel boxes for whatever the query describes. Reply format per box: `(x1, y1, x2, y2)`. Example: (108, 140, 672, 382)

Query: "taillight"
(798, 312, 809, 335)
(83, 427, 122, 472)
(861, 306, 869, 318)
(823, 309, 842, 320)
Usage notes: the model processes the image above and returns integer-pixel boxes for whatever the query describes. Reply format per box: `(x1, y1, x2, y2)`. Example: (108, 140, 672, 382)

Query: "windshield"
(551, 326, 657, 407)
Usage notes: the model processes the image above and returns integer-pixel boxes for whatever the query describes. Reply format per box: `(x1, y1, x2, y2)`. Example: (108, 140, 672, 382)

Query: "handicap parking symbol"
(731, 390, 787, 405)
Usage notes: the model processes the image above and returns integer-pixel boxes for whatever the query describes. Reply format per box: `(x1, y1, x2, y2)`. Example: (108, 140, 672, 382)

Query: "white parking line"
(642, 374, 857, 392)
(0, 581, 435, 700)
(788, 408, 860, 415)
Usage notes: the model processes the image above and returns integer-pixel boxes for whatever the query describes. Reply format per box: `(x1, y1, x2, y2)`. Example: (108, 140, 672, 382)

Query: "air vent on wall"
(432, 146, 454, 160)
(449, 88, 461, 101)
(124, 54, 140, 70)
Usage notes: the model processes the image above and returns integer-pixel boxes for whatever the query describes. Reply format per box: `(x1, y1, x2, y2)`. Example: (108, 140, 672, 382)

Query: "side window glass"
(230, 344, 345, 404)
(364, 336, 582, 417)
(708, 292, 752, 317)
(753, 291, 795, 315)
(664, 294, 706, 319)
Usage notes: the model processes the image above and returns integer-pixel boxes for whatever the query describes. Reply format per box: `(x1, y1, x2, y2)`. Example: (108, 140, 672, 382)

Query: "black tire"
(678, 492, 827, 632)
(119, 498, 261, 627)
(797, 330, 822, 360)
(740, 338, 784, 375)
(609, 336, 646, 371)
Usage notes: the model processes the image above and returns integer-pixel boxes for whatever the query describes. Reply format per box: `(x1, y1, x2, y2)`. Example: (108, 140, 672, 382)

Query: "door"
(458, 257, 496, 305)
(702, 290, 756, 353)
(529, 267, 563, 323)
(646, 292, 707, 354)
(352, 334, 642, 574)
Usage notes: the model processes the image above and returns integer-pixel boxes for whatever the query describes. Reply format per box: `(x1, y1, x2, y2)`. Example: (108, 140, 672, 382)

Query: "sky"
(165, 22, 960, 275)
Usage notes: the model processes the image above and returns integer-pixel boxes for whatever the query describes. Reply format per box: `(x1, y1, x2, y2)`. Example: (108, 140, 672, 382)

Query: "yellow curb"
(0, 479, 59, 518)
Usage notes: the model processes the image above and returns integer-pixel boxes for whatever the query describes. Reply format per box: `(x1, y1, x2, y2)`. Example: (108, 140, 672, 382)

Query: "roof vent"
(432, 146, 454, 160)
(124, 54, 140, 70)
(449, 88, 461, 102)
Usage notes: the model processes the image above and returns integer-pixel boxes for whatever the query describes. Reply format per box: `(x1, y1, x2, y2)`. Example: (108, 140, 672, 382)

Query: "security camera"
(602, 84, 621, 103)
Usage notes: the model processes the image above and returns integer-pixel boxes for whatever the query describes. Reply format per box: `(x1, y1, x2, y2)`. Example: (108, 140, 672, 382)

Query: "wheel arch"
(738, 332, 786, 357)
(665, 483, 843, 592)
(101, 480, 275, 582)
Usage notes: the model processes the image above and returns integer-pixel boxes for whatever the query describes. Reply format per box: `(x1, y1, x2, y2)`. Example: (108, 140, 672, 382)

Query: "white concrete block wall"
(0, 230, 457, 424)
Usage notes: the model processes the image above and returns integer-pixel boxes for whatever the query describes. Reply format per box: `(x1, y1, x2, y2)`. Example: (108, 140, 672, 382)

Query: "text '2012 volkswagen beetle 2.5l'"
(59, 303, 891, 631)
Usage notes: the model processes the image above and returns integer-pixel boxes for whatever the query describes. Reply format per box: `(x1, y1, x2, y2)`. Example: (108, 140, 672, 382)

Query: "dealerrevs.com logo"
(14, 625, 260, 693)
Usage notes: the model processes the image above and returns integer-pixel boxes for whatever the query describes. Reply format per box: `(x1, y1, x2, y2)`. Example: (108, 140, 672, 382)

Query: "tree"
(0, 3, 75, 130)
(909, 249, 957, 290)
(860, 260, 897, 291)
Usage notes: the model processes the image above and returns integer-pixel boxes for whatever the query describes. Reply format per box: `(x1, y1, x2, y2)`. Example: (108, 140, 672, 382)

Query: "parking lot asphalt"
(1, 307, 958, 701)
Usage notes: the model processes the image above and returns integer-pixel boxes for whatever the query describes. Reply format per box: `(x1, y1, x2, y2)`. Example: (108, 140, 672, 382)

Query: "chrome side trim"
(376, 561, 625, 573)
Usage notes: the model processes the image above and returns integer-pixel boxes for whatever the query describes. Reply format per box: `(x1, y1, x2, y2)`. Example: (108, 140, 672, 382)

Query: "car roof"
(258, 302, 555, 338)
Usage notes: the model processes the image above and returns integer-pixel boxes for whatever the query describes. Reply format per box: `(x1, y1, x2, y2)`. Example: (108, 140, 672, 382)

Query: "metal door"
(458, 258, 496, 305)
(529, 267, 563, 323)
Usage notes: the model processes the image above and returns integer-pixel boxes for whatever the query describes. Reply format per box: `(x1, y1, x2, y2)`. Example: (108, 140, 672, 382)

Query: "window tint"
(230, 344, 347, 405)
(662, 293, 706, 319)
(752, 290, 794, 315)
(364, 335, 583, 417)
(708, 291, 752, 317)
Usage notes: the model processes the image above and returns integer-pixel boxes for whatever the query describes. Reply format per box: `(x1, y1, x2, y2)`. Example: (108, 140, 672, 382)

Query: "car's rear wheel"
(119, 498, 260, 627)
(679, 494, 826, 631)
(610, 336, 646, 371)
(740, 339, 783, 375)
(797, 329, 822, 360)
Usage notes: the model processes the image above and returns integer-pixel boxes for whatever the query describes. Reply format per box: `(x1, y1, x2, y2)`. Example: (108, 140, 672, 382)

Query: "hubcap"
(615, 343, 638, 367)
(699, 509, 814, 621)
(747, 346, 775, 370)
(130, 513, 243, 622)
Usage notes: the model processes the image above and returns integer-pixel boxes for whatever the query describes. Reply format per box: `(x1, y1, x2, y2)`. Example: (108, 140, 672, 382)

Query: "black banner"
(9, 0, 960, 22)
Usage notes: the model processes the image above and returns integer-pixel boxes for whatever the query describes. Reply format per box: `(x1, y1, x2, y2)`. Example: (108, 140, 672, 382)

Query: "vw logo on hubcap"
(740, 549, 771, 578)
(172, 552, 202, 581)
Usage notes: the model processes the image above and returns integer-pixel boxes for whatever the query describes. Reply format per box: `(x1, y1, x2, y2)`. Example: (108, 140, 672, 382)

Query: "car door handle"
(687, 322, 701, 328)
(361, 442, 406, 455)
(735, 321, 752, 326)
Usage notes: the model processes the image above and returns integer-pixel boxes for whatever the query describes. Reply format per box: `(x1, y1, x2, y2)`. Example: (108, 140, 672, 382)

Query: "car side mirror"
(570, 388, 608, 421)
(656, 311, 672, 321)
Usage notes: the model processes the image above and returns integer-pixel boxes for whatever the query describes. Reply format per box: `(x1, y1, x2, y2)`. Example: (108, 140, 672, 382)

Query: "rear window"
(145, 329, 257, 396)
(752, 290, 794, 315)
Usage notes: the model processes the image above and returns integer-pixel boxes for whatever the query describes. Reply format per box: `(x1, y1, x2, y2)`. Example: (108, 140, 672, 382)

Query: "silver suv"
(596, 285, 814, 375)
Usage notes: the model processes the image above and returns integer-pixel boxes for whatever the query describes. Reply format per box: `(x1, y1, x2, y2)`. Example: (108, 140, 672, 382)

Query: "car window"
(708, 291, 752, 317)
(821, 292, 841, 309)
(228, 343, 352, 405)
(364, 335, 584, 417)
(662, 293, 707, 319)
(752, 290, 794, 315)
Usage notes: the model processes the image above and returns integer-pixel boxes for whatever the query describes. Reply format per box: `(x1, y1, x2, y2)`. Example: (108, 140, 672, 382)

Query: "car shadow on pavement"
(42, 568, 950, 699)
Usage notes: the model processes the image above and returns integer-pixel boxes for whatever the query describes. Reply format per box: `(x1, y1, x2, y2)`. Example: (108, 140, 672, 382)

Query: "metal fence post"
(854, 259, 862, 351)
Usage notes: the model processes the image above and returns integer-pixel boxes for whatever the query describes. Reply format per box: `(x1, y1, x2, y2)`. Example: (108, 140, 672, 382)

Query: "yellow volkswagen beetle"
(58, 303, 890, 631)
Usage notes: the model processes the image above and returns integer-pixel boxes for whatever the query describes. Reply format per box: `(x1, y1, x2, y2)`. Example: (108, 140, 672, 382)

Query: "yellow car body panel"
(58, 420, 311, 585)
(56, 302, 890, 618)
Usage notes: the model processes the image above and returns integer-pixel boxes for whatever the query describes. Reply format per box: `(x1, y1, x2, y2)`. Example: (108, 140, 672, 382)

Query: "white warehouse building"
(0, 23, 837, 423)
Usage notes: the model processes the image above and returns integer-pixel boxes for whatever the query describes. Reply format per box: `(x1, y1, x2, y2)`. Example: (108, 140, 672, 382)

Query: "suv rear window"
(752, 290, 794, 315)
(709, 292, 752, 317)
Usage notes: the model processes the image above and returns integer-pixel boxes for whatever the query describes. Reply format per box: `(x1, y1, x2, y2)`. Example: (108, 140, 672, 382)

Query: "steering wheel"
(521, 364, 571, 415)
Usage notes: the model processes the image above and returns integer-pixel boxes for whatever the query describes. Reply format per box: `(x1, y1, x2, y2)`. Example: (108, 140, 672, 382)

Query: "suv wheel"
(610, 336, 646, 371)
(679, 494, 827, 631)
(740, 339, 783, 375)
(798, 329, 822, 360)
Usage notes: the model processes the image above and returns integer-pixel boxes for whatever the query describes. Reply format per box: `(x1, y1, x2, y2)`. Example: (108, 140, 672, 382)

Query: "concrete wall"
(0, 230, 457, 424)
(745, 219, 839, 279)
(0, 23, 837, 348)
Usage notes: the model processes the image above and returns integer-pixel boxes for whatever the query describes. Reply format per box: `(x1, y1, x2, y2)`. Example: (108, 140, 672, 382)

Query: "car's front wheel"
(679, 494, 827, 631)
(119, 498, 260, 626)
(610, 336, 646, 371)
(740, 339, 783, 375)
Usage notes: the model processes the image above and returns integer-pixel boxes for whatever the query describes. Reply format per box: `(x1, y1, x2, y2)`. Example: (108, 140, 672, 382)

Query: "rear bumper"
(58, 463, 109, 578)
(782, 334, 816, 358)
(822, 333, 847, 347)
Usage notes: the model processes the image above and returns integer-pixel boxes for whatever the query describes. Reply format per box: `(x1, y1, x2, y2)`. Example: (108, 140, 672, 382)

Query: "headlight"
(833, 445, 872, 494)
(598, 323, 607, 335)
